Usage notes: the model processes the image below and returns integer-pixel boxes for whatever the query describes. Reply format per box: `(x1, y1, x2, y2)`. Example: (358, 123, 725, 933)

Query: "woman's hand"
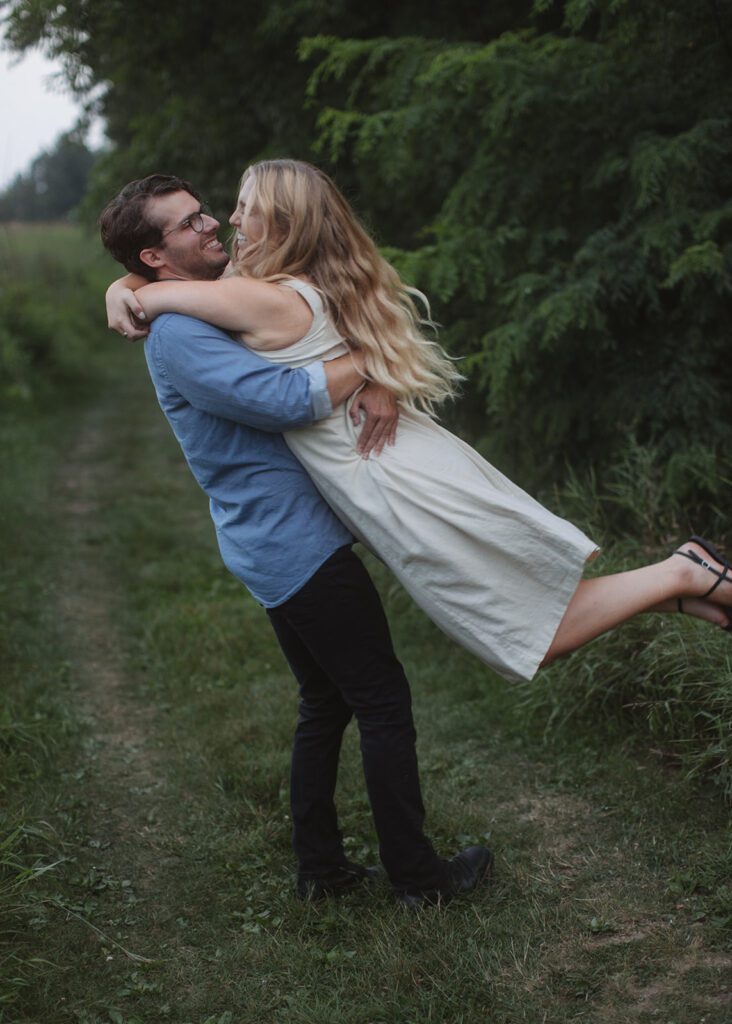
(105, 279, 149, 340)
(351, 383, 399, 458)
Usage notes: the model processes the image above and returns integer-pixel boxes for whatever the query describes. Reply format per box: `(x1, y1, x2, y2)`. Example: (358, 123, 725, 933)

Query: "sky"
(0, 45, 102, 190)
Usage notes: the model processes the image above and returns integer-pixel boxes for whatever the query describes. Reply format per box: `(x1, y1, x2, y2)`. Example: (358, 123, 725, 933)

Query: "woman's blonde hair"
(232, 159, 461, 413)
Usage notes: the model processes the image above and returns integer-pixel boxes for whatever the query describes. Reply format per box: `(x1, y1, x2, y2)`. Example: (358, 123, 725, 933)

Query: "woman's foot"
(663, 596, 731, 628)
(672, 537, 732, 607)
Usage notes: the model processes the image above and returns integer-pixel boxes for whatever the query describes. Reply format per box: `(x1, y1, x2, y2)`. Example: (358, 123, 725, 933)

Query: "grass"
(0, 398, 85, 1017)
(0, 222, 120, 1017)
(4, 341, 728, 1024)
(0, 221, 104, 272)
(2, 225, 731, 1023)
(521, 451, 732, 802)
(0, 222, 114, 402)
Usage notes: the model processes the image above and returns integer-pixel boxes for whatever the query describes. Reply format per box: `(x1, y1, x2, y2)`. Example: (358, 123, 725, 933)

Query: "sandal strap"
(704, 564, 731, 600)
(674, 548, 732, 600)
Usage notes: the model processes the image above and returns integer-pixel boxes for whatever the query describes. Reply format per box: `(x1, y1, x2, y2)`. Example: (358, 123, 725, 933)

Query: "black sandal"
(674, 535, 732, 602)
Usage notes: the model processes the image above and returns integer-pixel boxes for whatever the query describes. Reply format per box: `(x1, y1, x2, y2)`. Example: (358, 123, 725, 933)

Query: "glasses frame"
(160, 203, 212, 240)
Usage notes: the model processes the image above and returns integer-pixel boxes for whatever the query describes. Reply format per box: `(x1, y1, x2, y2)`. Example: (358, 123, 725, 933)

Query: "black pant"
(267, 545, 446, 893)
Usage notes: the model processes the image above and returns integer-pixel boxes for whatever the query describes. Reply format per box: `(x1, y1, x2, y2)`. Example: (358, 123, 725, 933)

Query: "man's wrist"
(323, 349, 366, 409)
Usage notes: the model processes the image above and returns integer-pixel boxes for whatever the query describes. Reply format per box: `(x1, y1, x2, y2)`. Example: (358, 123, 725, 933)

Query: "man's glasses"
(161, 203, 212, 239)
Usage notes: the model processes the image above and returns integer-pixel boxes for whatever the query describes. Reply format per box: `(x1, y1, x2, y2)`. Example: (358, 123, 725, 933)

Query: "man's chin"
(206, 253, 230, 278)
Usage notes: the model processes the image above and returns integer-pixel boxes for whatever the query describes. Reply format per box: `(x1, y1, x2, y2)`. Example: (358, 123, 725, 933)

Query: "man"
(99, 174, 492, 907)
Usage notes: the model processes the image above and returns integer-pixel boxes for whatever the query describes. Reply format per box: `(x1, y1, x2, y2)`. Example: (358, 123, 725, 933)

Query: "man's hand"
(105, 282, 149, 341)
(351, 383, 399, 458)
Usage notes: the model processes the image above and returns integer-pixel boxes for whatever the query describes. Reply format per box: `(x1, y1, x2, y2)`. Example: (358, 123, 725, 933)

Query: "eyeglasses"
(161, 203, 212, 239)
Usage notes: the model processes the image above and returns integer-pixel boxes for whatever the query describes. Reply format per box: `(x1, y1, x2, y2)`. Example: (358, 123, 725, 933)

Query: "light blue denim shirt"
(145, 313, 353, 606)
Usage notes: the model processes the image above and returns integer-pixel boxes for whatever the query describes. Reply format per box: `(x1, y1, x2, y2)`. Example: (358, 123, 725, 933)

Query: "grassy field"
(2, 225, 731, 1023)
(0, 221, 105, 268)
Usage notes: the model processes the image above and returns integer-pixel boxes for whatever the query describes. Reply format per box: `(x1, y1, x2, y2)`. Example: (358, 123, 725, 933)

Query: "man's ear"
(139, 247, 165, 271)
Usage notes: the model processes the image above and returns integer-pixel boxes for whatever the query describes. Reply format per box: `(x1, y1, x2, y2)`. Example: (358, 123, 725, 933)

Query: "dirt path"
(52, 398, 180, 957)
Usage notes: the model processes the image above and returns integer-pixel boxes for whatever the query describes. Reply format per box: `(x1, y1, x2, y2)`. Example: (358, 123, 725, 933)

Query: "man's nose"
(203, 213, 220, 231)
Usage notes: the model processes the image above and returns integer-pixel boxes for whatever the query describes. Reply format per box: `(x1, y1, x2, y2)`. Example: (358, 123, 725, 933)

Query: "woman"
(106, 159, 732, 682)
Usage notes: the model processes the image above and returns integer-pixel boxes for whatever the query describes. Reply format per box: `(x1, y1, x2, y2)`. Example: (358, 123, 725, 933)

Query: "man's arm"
(322, 349, 366, 407)
(323, 353, 398, 456)
(111, 273, 398, 449)
(156, 315, 331, 432)
(156, 315, 398, 452)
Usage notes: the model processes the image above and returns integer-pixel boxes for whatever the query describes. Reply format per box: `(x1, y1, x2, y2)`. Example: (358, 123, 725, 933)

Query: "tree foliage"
(301, 2, 732, 490)
(0, 129, 95, 221)
(0, 0, 525, 213)
(1, 0, 730, 495)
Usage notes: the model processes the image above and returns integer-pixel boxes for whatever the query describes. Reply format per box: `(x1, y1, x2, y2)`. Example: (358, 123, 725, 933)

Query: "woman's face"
(229, 176, 264, 256)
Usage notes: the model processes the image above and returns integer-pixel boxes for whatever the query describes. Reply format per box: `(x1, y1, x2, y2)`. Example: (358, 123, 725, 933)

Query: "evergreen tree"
(301, 0, 732, 491)
(0, 130, 96, 221)
(0, 1, 532, 213)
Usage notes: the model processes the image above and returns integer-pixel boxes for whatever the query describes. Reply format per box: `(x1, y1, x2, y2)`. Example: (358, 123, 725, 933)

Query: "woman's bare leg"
(542, 540, 732, 666)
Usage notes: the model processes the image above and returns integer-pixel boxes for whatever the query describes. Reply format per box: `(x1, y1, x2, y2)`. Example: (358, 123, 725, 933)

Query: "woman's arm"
(135, 277, 312, 349)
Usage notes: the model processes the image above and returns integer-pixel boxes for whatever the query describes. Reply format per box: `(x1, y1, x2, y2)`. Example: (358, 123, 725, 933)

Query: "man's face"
(144, 190, 229, 280)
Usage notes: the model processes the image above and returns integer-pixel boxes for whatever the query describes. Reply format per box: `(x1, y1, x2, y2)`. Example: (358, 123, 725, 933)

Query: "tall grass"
(0, 222, 113, 401)
(518, 440, 732, 799)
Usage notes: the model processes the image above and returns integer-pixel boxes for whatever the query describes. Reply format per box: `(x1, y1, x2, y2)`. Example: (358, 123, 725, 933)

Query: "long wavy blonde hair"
(232, 159, 461, 413)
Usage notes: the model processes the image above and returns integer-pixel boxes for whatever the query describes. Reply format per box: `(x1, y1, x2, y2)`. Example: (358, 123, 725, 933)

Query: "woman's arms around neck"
(104, 273, 398, 454)
(105, 272, 312, 348)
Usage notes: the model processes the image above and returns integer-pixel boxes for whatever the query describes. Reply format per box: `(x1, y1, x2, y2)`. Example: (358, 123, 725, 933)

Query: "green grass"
(2, 341, 727, 1024)
(0, 222, 116, 401)
(0, 398, 85, 1018)
(0, 223, 120, 1017)
(2, 225, 731, 1023)
(0, 222, 104, 273)
(520, 451, 732, 802)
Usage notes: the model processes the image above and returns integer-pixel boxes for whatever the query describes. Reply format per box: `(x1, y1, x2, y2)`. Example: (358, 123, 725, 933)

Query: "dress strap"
(279, 278, 324, 316)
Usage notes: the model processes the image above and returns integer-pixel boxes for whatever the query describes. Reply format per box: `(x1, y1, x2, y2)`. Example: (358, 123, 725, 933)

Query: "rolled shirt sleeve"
(154, 313, 332, 431)
(303, 361, 333, 421)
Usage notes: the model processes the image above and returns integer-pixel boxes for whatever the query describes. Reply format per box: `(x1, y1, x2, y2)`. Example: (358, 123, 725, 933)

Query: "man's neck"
(154, 269, 225, 283)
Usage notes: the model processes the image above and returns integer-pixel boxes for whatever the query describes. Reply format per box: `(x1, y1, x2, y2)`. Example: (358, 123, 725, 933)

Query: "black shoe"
(296, 860, 382, 901)
(395, 845, 493, 909)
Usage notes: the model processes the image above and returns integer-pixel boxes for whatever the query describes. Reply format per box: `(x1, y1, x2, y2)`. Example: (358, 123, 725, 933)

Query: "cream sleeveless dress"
(253, 279, 598, 683)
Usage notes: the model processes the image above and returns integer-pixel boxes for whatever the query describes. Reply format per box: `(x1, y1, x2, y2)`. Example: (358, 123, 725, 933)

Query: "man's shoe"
(395, 845, 493, 909)
(296, 860, 382, 901)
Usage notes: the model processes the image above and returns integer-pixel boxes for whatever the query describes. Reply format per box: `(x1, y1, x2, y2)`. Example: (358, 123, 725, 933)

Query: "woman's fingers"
(106, 288, 149, 340)
(111, 317, 148, 340)
(122, 323, 149, 341)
